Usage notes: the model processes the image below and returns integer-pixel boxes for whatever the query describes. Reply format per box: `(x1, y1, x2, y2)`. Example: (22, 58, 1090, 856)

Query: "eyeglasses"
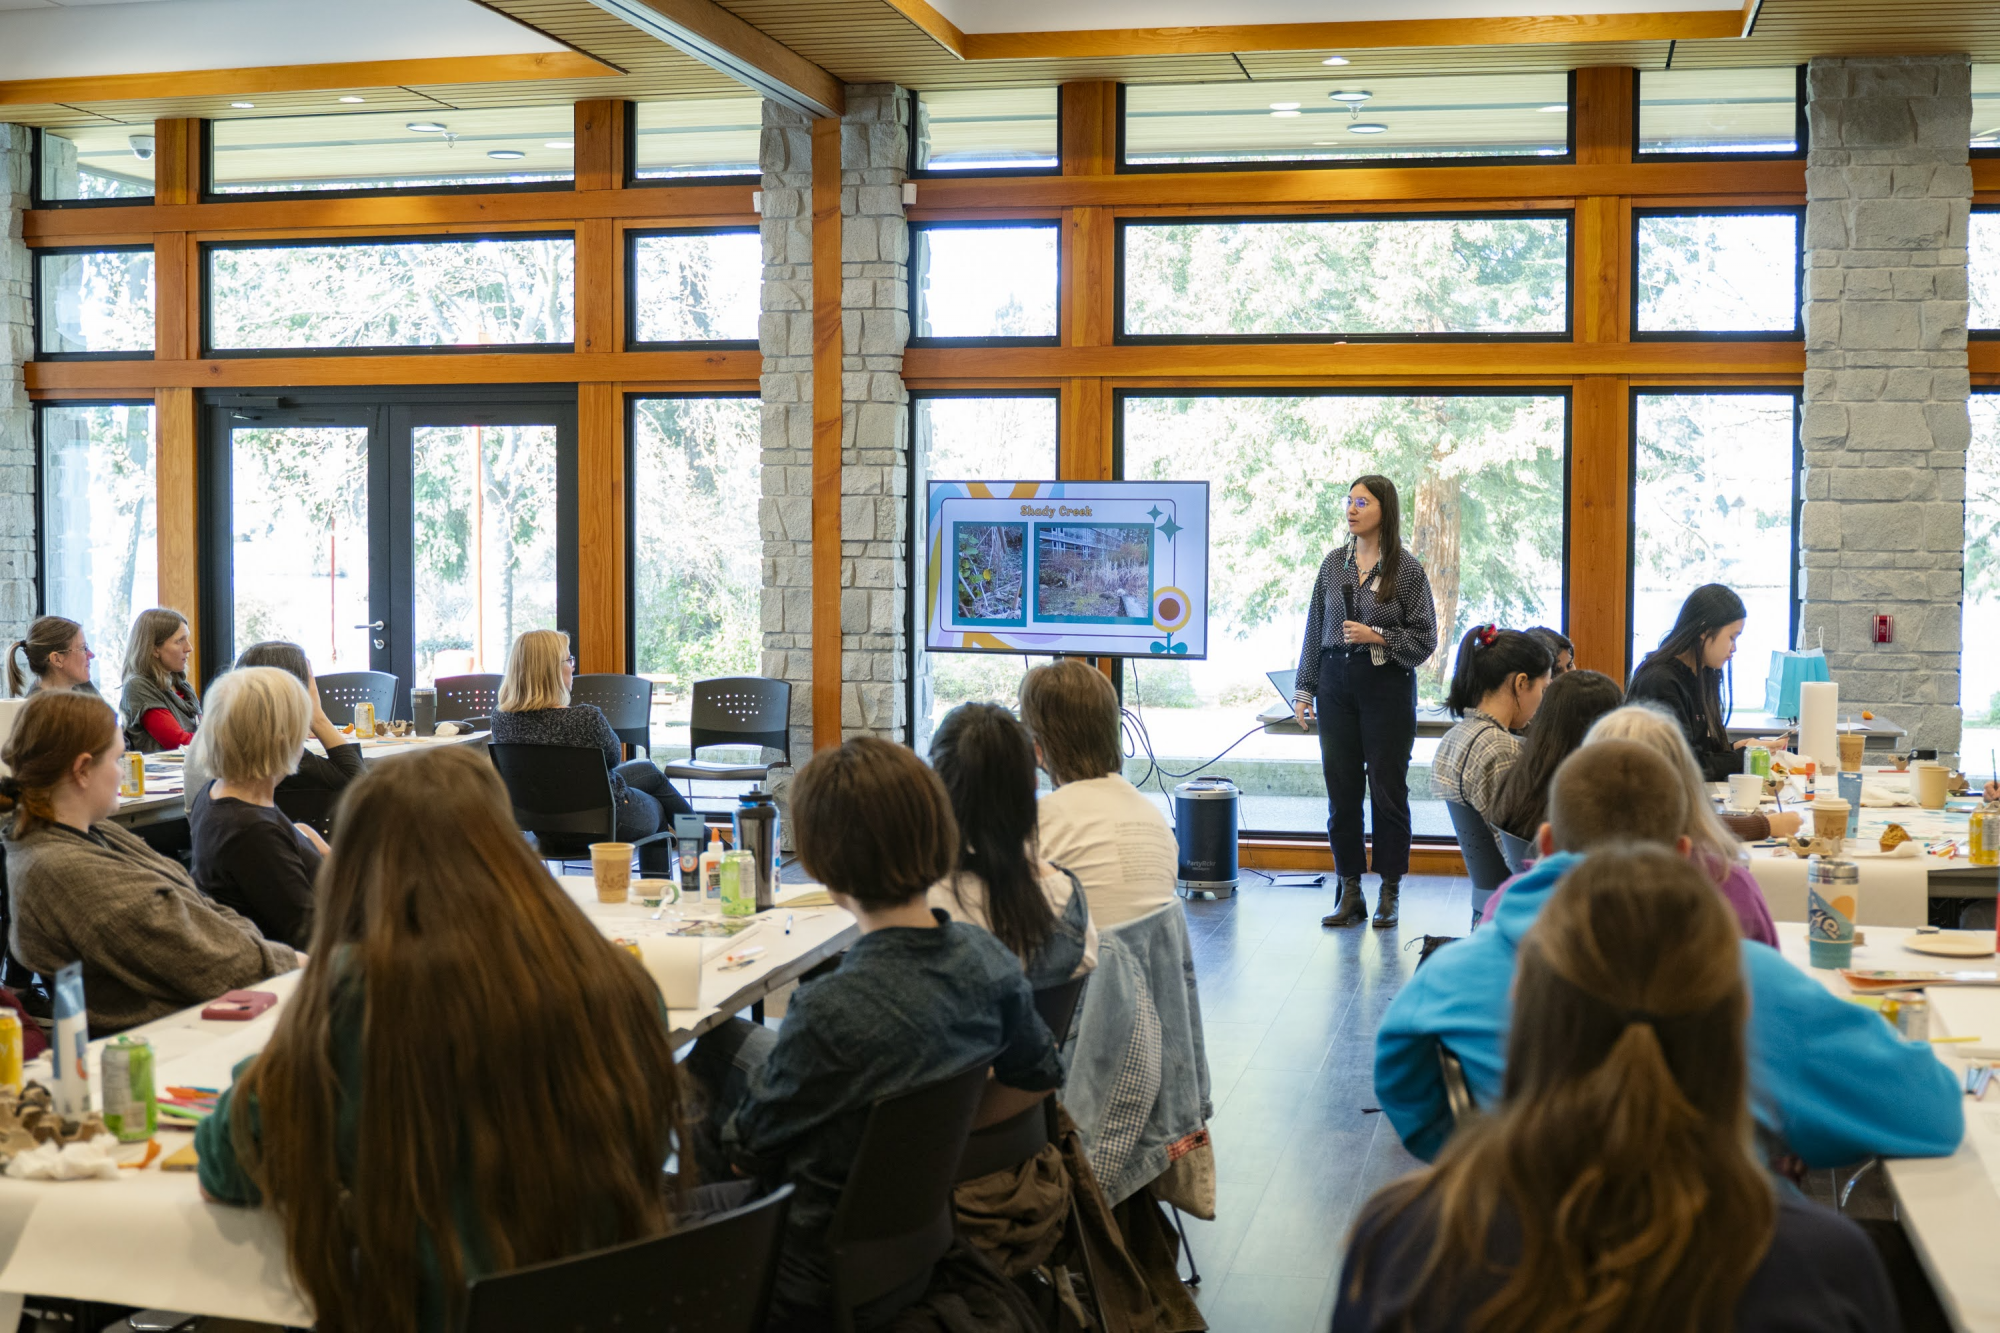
(564, 656, 577, 668)
(1346, 496, 1373, 510)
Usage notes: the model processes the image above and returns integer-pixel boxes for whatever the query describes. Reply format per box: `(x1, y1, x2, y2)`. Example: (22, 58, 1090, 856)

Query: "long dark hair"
(929, 702, 1054, 963)
(1487, 670, 1624, 840)
(1445, 625, 1553, 718)
(235, 639, 313, 688)
(1345, 845, 1773, 1332)
(1639, 584, 1747, 749)
(1351, 474, 1403, 593)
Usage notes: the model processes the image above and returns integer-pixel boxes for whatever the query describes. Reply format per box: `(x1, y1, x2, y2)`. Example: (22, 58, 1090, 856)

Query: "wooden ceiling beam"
(880, 0, 967, 59)
(0, 52, 619, 107)
(582, 0, 843, 117)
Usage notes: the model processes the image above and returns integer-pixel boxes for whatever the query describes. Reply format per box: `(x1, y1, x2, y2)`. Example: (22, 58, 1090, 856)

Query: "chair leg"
(1170, 1204, 1201, 1286)
(751, 998, 766, 1025)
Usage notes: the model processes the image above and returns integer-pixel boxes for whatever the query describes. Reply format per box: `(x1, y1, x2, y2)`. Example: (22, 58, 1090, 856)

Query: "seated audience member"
(7, 615, 99, 698)
(491, 629, 690, 853)
(1020, 659, 1177, 928)
(1336, 844, 1896, 1333)
(198, 745, 688, 1333)
(2, 691, 297, 1032)
(118, 606, 201, 754)
(1430, 626, 1551, 821)
(687, 737, 1063, 1330)
(189, 667, 329, 950)
(1485, 668, 1623, 843)
(927, 701, 1097, 989)
(1375, 740, 1961, 1166)
(183, 640, 364, 814)
(1524, 624, 1573, 677)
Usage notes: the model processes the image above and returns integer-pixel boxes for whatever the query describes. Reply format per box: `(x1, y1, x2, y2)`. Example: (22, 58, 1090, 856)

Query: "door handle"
(354, 621, 385, 631)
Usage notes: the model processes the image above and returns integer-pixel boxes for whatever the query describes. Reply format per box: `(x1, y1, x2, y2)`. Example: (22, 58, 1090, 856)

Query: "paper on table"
(1799, 680, 1840, 775)
(1749, 853, 1930, 927)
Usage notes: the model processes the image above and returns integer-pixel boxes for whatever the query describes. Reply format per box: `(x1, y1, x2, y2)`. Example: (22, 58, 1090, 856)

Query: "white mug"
(1727, 773, 1765, 813)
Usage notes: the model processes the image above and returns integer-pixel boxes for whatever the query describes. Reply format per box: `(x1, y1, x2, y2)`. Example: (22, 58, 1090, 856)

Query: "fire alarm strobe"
(1874, 615, 1893, 645)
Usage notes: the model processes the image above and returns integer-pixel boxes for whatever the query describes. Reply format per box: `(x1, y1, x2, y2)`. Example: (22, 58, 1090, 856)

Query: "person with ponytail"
(1, 691, 296, 1033)
(1375, 739, 1961, 1169)
(6, 615, 99, 699)
(1337, 843, 1895, 1333)
(118, 606, 202, 753)
(1429, 625, 1553, 822)
(1628, 583, 1790, 783)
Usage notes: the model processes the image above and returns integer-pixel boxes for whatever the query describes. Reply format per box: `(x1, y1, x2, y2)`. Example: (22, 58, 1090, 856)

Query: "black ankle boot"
(1371, 879, 1401, 929)
(1323, 875, 1367, 927)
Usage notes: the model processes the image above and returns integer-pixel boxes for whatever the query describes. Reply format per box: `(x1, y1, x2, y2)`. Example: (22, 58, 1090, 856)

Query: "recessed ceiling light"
(1329, 90, 1372, 104)
(1271, 109, 1301, 118)
(1268, 102, 1301, 111)
(1539, 104, 1568, 113)
(230, 102, 254, 109)
(1348, 122, 1388, 135)
(1321, 55, 1350, 66)
(488, 150, 526, 160)
(407, 122, 448, 133)
(339, 96, 365, 104)
(544, 140, 574, 150)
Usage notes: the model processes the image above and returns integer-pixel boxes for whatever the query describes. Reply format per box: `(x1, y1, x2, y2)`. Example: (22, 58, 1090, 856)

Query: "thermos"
(734, 787, 780, 911)
(411, 687, 437, 738)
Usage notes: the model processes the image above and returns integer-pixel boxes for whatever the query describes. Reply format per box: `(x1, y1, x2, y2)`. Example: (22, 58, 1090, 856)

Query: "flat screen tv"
(922, 480, 1209, 660)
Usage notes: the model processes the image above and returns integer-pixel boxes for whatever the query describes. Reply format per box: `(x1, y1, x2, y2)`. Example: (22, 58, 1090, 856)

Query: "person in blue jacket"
(1376, 738, 1963, 1167)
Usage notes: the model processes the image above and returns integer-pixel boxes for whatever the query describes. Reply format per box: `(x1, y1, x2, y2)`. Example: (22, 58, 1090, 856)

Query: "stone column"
(837, 85, 909, 742)
(0, 126, 38, 644)
(1800, 55, 1972, 760)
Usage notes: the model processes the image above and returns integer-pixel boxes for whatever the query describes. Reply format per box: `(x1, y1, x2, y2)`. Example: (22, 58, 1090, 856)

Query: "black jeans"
(1315, 647, 1418, 881)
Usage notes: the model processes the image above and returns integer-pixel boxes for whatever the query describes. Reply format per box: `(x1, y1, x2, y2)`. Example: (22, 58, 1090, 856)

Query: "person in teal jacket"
(1375, 740, 1964, 1167)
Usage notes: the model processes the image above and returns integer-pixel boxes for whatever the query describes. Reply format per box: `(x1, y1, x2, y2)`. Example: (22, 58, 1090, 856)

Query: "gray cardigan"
(5, 818, 297, 1033)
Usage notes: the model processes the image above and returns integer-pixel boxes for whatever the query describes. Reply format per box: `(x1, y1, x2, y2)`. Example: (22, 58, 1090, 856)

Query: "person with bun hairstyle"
(1337, 844, 1897, 1333)
(1, 690, 296, 1033)
(1293, 475, 1439, 932)
(118, 606, 201, 753)
(6, 615, 99, 698)
(1429, 626, 1553, 823)
(1628, 583, 1790, 783)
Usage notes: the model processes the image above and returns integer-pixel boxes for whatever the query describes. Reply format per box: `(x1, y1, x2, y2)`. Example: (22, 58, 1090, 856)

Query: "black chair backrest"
(0, 845, 32, 991)
(488, 744, 617, 860)
(1438, 1045, 1478, 1127)
(435, 673, 504, 723)
(460, 1183, 794, 1333)
(274, 786, 343, 841)
(1445, 800, 1512, 895)
(955, 1098, 1050, 1184)
(570, 674, 654, 753)
(316, 671, 397, 727)
(1034, 974, 1088, 1047)
(688, 677, 792, 764)
(1496, 828, 1535, 877)
(826, 1064, 989, 1320)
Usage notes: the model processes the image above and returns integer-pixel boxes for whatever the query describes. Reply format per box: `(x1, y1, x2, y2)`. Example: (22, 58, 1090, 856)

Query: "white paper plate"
(1904, 932, 1997, 958)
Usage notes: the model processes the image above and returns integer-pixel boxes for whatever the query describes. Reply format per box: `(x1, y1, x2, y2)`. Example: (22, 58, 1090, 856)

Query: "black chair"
(1496, 828, 1536, 877)
(488, 743, 673, 868)
(1439, 1045, 1477, 1127)
(461, 1184, 795, 1333)
(1445, 800, 1511, 930)
(274, 787, 343, 842)
(826, 1064, 989, 1333)
(0, 845, 37, 995)
(435, 673, 503, 725)
(657, 677, 793, 797)
(570, 673, 655, 755)
(1034, 974, 1088, 1047)
(316, 671, 397, 728)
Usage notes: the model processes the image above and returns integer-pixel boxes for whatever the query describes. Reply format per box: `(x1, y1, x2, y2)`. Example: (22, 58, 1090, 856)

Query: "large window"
(1634, 210, 1802, 336)
(631, 97, 762, 181)
(38, 403, 158, 691)
(1630, 393, 1798, 711)
(910, 394, 1061, 754)
(1964, 395, 2000, 763)
(1120, 215, 1569, 340)
(913, 88, 1059, 173)
(36, 248, 154, 356)
(1122, 72, 1571, 169)
(208, 106, 575, 195)
(1973, 210, 2000, 331)
(628, 230, 761, 345)
(206, 235, 576, 353)
(1638, 67, 1803, 157)
(1120, 392, 1567, 836)
(911, 224, 1060, 343)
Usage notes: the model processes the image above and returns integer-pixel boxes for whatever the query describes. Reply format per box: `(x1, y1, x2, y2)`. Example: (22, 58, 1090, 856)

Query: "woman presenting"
(1628, 583, 1788, 783)
(1293, 475, 1439, 931)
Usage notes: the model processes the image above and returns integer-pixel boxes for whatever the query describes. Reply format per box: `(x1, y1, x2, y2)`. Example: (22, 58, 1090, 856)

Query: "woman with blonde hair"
(189, 666, 329, 949)
(197, 744, 690, 1333)
(492, 629, 689, 852)
(1335, 845, 1893, 1332)
(118, 606, 201, 753)
(7, 615, 98, 698)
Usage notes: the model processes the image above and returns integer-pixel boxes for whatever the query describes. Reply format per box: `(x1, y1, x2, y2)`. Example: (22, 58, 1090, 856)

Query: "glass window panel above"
(1631, 393, 1798, 710)
(1965, 395, 2000, 756)
(1635, 210, 1802, 336)
(1121, 392, 1567, 836)
(206, 235, 576, 353)
(1121, 215, 1569, 340)
(913, 87, 1059, 173)
(1974, 65, 2000, 153)
(39, 403, 158, 693)
(1123, 72, 1570, 168)
(629, 230, 761, 344)
(631, 96, 762, 180)
(912, 224, 1060, 342)
(1973, 210, 2000, 331)
(209, 106, 574, 195)
(36, 126, 155, 203)
(1638, 66, 1801, 156)
(37, 248, 154, 356)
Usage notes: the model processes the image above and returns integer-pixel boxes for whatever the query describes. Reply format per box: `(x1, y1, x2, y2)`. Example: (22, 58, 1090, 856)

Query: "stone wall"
(1799, 55, 1972, 759)
(0, 126, 37, 644)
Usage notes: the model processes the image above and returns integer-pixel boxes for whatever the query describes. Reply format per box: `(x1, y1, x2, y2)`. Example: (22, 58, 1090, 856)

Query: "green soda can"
(720, 850, 759, 918)
(1747, 746, 1772, 778)
(101, 1035, 157, 1143)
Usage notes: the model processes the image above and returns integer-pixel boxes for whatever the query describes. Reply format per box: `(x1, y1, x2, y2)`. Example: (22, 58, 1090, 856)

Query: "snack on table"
(1786, 834, 1843, 859)
(1880, 823, 1912, 852)
(0, 1082, 106, 1163)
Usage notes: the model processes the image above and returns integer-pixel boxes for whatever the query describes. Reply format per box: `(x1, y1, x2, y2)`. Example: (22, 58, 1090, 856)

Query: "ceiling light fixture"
(1268, 101, 1301, 111)
(230, 101, 254, 109)
(1321, 55, 1350, 66)
(1329, 90, 1372, 104)
(488, 150, 526, 160)
(339, 96, 365, 104)
(1271, 110, 1301, 118)
(545, 140, 575, 150)
(1539, 104, 1568, 113)
(407, 122, 448, 133)
(1348, 122, 1388, 135)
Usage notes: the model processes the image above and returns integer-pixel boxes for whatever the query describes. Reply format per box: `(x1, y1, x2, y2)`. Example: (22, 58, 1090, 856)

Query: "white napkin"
(1859, 780, 1916, 808)
(5, 1135, 122, 1181)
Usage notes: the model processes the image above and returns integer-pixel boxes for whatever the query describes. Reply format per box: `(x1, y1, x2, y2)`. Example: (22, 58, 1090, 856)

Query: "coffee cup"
(1726, 774, 1764, 812)
(590, 842, 634, 903)
(1838, 733, 1864, 771)
(1811, 798, 1849, 846)
(1916, 762, 1949, 810)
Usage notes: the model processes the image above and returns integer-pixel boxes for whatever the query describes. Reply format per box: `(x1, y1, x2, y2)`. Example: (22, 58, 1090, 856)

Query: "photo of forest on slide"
(954, 522, 1026, 623)
(1036, 524, 1153, 621)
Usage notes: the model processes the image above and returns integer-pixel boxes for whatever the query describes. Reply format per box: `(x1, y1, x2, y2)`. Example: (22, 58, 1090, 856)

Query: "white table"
(0, 881, 852, 1324)
(1778, 923, 2000, 1332)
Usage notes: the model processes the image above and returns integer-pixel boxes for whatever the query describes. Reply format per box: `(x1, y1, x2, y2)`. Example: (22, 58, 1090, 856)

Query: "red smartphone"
(201, 990, 277, 1021)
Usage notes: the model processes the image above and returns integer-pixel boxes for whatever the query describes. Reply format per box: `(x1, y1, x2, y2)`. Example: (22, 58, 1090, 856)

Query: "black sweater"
(189, 786, 323, 950)
(1628, 654, 1738, 782)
